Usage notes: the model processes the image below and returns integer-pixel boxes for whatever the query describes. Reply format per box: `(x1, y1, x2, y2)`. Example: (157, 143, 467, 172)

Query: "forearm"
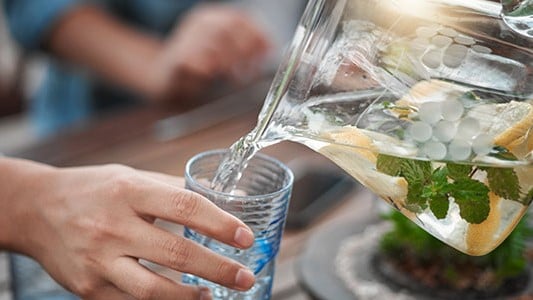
(46, 5, 164, 98)
(0, 158, 56, 253)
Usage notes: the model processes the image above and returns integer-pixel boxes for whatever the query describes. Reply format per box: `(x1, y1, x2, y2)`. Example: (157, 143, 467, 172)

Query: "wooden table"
(10, 79, 372, 300)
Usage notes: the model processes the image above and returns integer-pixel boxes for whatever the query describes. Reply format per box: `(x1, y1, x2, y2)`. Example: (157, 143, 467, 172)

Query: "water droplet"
(472, 134, 493, 156)
(456, 117, 481, 140)
(443, 44, 468, 68)
(434, 120, 457, 142)
(419, 102, 442, 124)
(441, 99, 464, 121)
(422, 49, 442, 69)
(409, 121, 433, 142)
(449, 139, 472, 161)
(432, 35, 452, 48)
(423, 141, 447, 160)
(454, 35, 475, 46)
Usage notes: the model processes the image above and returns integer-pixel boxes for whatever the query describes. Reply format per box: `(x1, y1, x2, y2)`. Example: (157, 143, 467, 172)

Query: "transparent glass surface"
(183, 150, 293, 300)
(217, 0, 533, 256)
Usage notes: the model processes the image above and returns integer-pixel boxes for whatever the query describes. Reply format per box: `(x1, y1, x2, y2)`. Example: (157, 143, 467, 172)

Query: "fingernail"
(234, 227, 254, 248)
(199, 287, 212, 300)
(235, 268, 255, 290)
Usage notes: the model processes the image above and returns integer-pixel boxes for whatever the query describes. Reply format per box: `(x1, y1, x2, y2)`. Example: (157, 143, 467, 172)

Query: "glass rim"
(185, 149, 294, 200)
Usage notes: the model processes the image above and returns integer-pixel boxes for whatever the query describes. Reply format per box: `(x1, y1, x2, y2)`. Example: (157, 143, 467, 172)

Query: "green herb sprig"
(376, 155, 526, 224)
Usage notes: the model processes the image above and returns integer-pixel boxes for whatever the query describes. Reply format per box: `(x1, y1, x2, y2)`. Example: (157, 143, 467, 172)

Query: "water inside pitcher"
(215, 0, 533, 255)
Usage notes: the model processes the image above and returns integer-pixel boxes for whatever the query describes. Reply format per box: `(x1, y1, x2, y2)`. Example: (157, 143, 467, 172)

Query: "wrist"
(0, 158, 57, 254)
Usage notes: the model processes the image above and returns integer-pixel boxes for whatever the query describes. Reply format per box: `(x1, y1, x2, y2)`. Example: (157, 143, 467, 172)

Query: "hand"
(149, 4, 270, 103)
(10, 163, 256, 300)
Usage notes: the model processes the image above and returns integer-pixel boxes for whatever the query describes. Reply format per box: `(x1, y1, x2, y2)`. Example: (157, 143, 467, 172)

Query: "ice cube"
(419, 102, 442, 124)
(439, 27, 458, 38)
(472, 134, 494, 156)
(434, 120, 457, 142)
(443, 44, 468, 68)
(423, 141, 447, 160)
(449, 139, 472, 160)
(454, 35, 475, 46)
(456, 117, 481, 140)
(441, 99, 464, 121)
(432, 35, 453, 48)
(409, 121, 433, 142)
(416, 26, 438, 38)
(471, 45, 492, 54)
(422, 49, 442, 69)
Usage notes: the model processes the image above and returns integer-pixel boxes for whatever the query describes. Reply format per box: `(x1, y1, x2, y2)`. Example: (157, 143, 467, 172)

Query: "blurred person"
(3, 0, 270, 136)
(1, 1, 270, 299)
(0, 157, 257, 300)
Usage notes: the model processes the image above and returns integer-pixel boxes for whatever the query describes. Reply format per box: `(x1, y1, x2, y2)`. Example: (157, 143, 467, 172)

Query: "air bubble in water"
(419, 102, 442, 124)
(409, 121, 433, 142)
(441, 99, 464, 121)
(434, 120, 457, 142)
(423, 141, 447, 160)
(449, 139, 472, 161)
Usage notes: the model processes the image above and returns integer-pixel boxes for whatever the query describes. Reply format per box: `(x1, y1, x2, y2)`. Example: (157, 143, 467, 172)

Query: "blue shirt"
(3, 0, 200, 136)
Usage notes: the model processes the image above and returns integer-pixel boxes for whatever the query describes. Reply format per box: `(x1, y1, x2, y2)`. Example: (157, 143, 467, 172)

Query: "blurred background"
(0, 0, 306, 154)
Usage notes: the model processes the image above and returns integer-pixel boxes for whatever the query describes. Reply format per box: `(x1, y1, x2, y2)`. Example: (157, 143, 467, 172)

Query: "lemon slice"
(395, 79, 467, 108)
(468, 100, 533, 159)
(318, 126, 409, 210)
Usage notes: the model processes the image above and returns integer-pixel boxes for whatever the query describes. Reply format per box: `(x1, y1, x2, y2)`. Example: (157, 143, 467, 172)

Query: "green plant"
(379, 210, 533, 290)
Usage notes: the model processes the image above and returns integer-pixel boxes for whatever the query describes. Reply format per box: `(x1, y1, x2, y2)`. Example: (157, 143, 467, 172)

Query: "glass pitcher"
(216, 0, 533, 256)
(501, 0, 533, 37)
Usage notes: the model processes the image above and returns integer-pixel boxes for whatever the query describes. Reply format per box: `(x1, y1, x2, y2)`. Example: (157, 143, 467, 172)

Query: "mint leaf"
(489, 146, 518, 161)
(376, 154, 404, 176)
(406, 181, 426, 212)
(377, 154, 433, 213)
(429, 194, 450, 219)
(483, 167, 520, 202)
(450, 178, 490, 224)
(446, 163, 472, 180)
(376, 154, 431, 183)
(422, 168, 451, 219)
(401, 159, 432, 184)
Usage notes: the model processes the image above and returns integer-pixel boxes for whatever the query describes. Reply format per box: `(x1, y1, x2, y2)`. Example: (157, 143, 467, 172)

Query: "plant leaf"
(406, 181, 426, 212)
(483, 167, 520, 202)
(449, 178, 490, 224)
(429, 194, 450, 219)
(376, 154, 404, 176)
(401, 159, 432, 184)
(446, 163, 472, 180)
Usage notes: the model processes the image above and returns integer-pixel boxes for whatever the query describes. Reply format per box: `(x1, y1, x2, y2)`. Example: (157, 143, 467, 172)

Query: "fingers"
(131, 178, 255, 249)
(139, 170, 185, 187)
(108, 257, 212, 300)
(127, 220, 255, 291)
(172, 5, 270, 81)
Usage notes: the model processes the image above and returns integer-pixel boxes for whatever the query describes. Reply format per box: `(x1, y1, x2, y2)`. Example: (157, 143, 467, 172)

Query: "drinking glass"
(226, 0, 532, 256)
(182, 149, 293, 300)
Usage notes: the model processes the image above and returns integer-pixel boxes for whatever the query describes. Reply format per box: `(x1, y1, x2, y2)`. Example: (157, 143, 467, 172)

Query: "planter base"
(298, 219, 533, 300)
